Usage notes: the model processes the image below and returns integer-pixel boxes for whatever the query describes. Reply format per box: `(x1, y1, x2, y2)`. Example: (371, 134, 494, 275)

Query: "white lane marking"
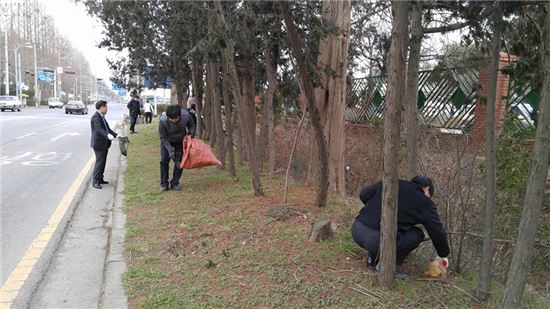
(53, 121, 71, 127)
(50, 132, 82, 141)
(11, 152, 33, 160)
(15, 133, 36, 140)
(0, 155, 95, 306)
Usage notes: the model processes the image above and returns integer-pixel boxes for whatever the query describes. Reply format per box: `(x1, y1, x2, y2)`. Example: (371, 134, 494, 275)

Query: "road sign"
(37, 70, 54, 82)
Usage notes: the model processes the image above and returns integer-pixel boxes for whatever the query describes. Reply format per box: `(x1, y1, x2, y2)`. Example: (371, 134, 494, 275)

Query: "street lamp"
(14, 42, 32, 102)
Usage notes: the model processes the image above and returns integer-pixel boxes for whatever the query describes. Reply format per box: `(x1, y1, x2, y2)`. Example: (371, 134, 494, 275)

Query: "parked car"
(65, 101, 88, 114)
(0, 96, 22, 112)
(48, 97, 63, 109)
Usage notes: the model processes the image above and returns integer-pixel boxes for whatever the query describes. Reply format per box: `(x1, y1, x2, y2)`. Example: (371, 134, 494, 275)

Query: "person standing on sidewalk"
(90, 100, 118, 189)
(127, 94, 141, 133)
(143, 100, 154, 124)
(159, 105, 195, 192)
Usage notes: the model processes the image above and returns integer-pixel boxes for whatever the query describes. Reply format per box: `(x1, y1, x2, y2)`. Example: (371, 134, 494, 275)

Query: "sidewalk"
(27, 129, 128, 308)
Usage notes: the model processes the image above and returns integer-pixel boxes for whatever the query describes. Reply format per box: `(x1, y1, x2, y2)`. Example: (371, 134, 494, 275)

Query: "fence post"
(468, 53, 518, 152)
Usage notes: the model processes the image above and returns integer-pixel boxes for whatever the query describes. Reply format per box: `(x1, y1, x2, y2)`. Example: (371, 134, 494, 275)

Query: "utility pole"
(4, 28, 8, 95)
(33, 43, 38, 106)
(17, 52, 20, 101)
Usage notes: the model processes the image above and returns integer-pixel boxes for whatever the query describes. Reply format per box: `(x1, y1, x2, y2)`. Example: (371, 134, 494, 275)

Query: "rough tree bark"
(281, 1, 329, 207)
(501, 2, 550, 307)
(207, 59, 225, 168)
(476, 3, 502, 301)
(257, 36, 278, 177)
(405, 1, 422, 180)
(307, 0, 351, 196)
(191, 54, 204, 138)
(242, 52, 257, 164)
(378, 0, 408, 289)
(213, 0, 263, 196)
(223, 71, 236, 177)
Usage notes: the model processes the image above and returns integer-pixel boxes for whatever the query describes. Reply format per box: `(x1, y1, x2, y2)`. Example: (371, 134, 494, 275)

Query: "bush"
(156, 104, 168, 116)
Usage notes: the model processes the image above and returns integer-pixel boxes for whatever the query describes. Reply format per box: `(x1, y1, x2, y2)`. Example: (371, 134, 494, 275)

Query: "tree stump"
(308, 220, 336, 242)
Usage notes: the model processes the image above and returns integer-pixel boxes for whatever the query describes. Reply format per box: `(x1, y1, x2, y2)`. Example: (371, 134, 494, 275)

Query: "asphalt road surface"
(1, 103, 125, 285)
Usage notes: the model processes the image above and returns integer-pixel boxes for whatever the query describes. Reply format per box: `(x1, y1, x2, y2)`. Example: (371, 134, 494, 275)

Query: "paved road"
(1, 103, 125, 285)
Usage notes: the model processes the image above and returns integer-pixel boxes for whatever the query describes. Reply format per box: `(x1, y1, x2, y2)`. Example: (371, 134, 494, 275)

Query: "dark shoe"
(367, 255, 378, 271)
(170, 184, 181, 191)
(99, 180, 109, 184)
(130, 131, 135, 134)
(160, 185, 169, 192)
(93, 183, 102, 189)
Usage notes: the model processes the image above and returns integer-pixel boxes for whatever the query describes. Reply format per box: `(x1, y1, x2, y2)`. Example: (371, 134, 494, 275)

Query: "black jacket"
(90, 111, 117, 151)
(356, 180, 450, 257)
(158, 108, 196, 152)
(127, 99, 141, 117)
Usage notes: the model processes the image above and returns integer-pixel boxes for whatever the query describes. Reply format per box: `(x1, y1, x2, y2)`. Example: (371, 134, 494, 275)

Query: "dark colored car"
(65, 101, 88, 115)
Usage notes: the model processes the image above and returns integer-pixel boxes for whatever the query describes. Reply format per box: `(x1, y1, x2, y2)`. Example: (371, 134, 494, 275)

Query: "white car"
(0, 96, 22, 112)
(48, 97, 63, 109)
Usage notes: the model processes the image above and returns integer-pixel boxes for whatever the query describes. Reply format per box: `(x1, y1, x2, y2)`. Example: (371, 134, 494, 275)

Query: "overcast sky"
(38, 0, 117, 84)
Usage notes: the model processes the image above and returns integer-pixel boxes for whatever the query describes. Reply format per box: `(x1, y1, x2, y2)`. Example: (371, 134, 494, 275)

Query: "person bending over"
(351, 176, 449, 276)
(158, 105, 195, 192)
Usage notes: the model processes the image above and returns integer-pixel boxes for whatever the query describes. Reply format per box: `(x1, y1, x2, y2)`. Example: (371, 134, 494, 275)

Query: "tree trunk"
(223, 72, 236, 177)
(242, 53, 256, 163)
(235, 117, 244, 165)
(281, 2, 329, 207)
(307, 0, 351, 197)
(501, 3, 550, 307)
(202, 84, 212, 142)
(476, 3, 502, 300)
(257, 37, 278, 176)
(213, 0, 263, 196)
(378, 0, 408, 289)
(191, 55, 204, 138)
(207, 59, 225, 168)
(405, 2, 422, 180)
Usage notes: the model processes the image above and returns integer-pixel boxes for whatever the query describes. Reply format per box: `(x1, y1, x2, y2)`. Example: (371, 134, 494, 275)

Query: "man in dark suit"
(127, 94, 141, 133)
(90, 100, 118, 189)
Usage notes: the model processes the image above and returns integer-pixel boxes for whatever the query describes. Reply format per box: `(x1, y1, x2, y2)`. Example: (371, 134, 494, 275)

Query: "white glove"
(438, 256, 449, 269)
(107, 134, 115, 141)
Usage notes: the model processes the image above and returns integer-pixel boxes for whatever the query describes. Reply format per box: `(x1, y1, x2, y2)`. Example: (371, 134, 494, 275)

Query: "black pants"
(129, 115, 138, 132)
(93, 149, 108, 185)
(160, 142, 183, 187)
(145, 112, 152, 124)
(351, 219, 424, 265)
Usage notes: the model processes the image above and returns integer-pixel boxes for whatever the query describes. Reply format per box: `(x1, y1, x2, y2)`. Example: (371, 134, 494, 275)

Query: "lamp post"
(33, 43, 38, 107)
(14, 42, 32, 101)
(4, 29, 8, 95)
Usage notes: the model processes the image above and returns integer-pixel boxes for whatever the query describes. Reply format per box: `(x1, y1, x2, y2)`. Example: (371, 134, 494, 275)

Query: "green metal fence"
(346, 68, 480, 132)
(505, 78, 540, 131)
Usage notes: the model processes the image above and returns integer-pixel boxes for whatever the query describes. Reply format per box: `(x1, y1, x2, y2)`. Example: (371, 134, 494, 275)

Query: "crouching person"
(159, 105, 195, 192)
(351, 176, 449, 277)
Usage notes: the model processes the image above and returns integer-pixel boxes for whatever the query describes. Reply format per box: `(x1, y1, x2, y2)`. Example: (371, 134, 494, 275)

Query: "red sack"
(180, 135, 221, 169)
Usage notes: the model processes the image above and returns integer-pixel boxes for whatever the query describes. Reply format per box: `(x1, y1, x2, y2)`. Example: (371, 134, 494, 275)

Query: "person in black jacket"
(351, 176, 449, 272)
(90, 100, 118, 189)
(127, 94, 141, 133)
(158, 105, 196, 192)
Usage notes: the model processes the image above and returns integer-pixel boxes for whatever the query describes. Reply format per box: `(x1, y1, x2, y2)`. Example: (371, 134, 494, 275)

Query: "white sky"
(38, 0, 117, 84)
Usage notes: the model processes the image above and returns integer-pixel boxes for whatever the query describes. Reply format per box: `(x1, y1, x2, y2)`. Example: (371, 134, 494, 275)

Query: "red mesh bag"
(180, 135, 221, 169)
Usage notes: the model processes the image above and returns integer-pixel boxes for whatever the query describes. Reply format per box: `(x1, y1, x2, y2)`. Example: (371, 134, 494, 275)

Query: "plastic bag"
(118, 136, 130, 157)
(180, 135, 221, 169)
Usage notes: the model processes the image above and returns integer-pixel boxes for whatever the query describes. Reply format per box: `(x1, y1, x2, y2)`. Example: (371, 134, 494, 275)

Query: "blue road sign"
(37, 70, 54, 82)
